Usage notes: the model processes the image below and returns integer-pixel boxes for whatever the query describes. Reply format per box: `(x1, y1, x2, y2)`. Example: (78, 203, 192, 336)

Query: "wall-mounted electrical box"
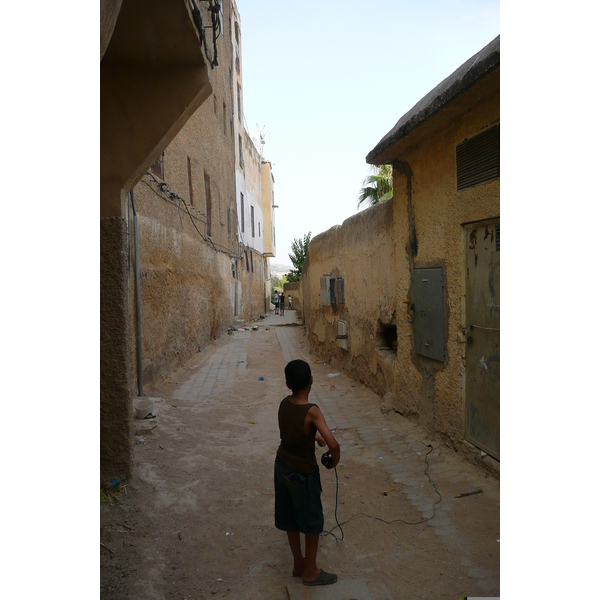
(412, 268, 446, 361)
(336, 319, 348, 350)
(336, 277, 345, 304)
(320, 276, 331, 306)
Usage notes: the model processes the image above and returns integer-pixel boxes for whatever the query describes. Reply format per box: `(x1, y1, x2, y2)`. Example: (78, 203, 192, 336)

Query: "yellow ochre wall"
(302, 198, 397, 398)
(302, 66, 499, 452)
(391, 67, 499, 443)
(127, 0, 269, 389)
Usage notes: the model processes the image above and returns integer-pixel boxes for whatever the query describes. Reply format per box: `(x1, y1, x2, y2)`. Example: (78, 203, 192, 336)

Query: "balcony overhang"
(101, 0, 213, 217)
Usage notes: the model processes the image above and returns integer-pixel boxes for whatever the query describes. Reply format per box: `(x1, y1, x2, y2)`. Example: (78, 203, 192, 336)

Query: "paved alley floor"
(100, 319, 500, 599)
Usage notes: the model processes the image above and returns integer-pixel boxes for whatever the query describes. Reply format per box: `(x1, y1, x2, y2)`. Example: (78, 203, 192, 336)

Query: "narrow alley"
(100, 316, 500, 600)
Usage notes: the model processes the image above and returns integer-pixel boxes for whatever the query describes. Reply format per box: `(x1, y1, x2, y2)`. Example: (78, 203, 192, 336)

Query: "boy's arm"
(308, 406, 340, 468)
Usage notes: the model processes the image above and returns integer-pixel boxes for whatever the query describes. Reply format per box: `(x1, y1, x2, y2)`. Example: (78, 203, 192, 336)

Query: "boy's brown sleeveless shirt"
(276, 396, 318, 474)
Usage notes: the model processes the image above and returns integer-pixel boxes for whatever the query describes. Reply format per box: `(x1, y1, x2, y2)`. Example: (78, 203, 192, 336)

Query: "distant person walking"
(280, 292, 285, 316)
(288, 295, 292, 310)
(274, 291, 279, 315)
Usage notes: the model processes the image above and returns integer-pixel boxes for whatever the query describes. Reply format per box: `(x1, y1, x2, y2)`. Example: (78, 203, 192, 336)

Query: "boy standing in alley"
(274, 359, 340, 586)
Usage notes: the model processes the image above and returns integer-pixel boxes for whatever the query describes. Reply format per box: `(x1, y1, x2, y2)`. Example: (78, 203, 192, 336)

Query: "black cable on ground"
(322, 466, 344, 541)
(321, 443, 442, 542)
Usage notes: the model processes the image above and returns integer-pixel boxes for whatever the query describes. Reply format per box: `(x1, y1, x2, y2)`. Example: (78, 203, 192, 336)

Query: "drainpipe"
(394, 160, 417, 270)
(130, 190, 144, 397)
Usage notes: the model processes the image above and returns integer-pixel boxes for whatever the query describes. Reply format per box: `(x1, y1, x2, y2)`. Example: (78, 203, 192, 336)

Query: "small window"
(238, 134, 244, 169)
(223, 102, 227, 135)
(187, 156, 194, 206)
(237, 84, 241, 121)
(258, 222, 261, 237)
(204, 172, 212, 237)
(251, 206, 255, 238)
(227, 207, 231, 237)
(150, 153, 164, 178)
(240, 193, 245, 232)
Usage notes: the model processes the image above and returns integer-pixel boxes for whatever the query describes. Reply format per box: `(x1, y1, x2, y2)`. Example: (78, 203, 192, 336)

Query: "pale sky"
(235, 0, 500, 267)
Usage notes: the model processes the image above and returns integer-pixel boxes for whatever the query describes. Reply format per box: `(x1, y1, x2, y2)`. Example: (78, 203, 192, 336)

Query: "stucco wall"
(101, 217, 133, 479)
(302, 67, 499, 452)
(127, 0, 269, 389)
(100, 0, 214, 480)
(390, 69, 499, 443)
(283, 282, 300, 310)
(302, 198, 396, 397)
(128, 190, 235, 385)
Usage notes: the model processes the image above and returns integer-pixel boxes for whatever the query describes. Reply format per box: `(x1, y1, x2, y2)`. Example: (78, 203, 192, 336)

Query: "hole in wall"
(376, 320, 397, 352)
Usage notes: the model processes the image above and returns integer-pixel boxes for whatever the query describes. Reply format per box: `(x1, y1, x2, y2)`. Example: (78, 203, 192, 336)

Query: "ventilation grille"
(456, 125, 499, 191)
(496, 224, 500, 251)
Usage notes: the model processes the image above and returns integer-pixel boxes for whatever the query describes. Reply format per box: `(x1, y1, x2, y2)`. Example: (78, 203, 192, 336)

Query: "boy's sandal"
(302, 570, 338, 586)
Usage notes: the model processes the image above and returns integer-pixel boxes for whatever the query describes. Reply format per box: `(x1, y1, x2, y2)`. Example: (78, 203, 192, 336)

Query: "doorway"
(464, 219, 500, 460)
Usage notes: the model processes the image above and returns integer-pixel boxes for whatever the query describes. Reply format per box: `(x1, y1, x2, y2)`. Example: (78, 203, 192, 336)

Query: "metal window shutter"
(456, 125, 500, 191)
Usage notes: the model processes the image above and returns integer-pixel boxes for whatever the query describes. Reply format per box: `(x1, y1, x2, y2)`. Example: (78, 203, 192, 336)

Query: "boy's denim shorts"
(274, 455, 324, 535)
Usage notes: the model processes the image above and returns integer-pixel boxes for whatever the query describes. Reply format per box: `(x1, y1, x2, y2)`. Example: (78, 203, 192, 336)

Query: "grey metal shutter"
(456, 124, 500, 191)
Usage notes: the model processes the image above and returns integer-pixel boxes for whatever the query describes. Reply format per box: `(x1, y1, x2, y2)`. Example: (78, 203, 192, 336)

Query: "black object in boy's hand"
(321, 452, 333, 469)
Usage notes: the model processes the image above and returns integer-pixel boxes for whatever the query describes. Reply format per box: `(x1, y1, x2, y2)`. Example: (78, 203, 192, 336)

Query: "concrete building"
(301, 36, 500, 469)
(101, 0, 277, 480)
(260, 157, 277, 310)
(101, 0, 214, 480)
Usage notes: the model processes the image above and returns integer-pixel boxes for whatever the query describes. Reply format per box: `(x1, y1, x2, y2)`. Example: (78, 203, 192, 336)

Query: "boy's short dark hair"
(285, 359, 312, 393)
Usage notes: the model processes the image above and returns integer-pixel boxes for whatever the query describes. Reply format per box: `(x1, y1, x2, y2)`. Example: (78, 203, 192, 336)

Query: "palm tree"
(357, 164, 393, 208)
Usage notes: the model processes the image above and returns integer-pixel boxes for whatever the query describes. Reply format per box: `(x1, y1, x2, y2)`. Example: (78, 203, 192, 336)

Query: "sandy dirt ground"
(100, 322, 499, 599)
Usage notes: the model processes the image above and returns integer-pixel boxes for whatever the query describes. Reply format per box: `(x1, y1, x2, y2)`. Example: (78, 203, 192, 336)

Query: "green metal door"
(465, 220, 500, 460)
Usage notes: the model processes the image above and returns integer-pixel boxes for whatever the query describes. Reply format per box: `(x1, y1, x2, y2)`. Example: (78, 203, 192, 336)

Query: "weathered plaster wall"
(101, 217, 133, 479)
(240, 250, 269, 320)
(100, 0, 212, 480)
(126, 0, 270, 389)
(302, 199, 396, 397)
(283, 282, 300, 310)
(302, 68, 499, 452)
(390, 69, 500, 442)
(128, 190, 235, 386)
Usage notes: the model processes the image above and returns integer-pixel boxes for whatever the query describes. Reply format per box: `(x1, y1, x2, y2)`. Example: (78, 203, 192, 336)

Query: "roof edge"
(366, 35, 500, 165)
